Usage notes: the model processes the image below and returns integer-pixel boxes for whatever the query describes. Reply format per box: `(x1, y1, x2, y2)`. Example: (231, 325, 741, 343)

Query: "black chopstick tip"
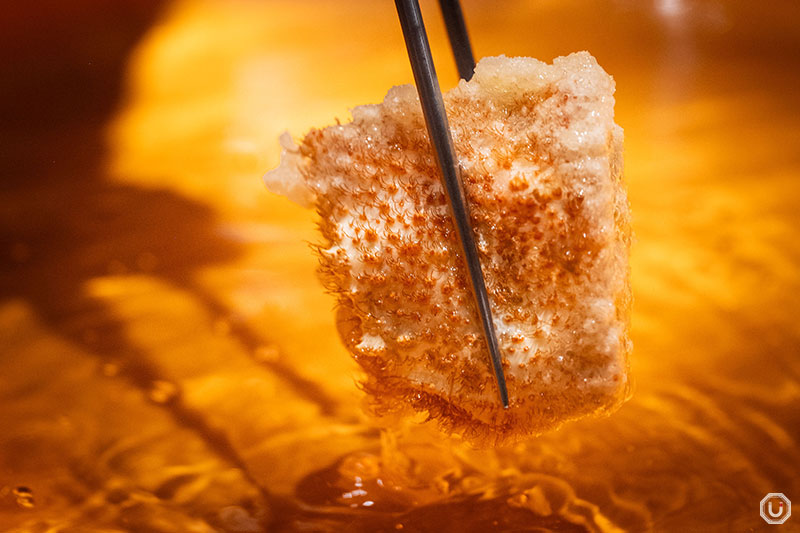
(496, 368, 509, 408)
(437, 0, 476, 81)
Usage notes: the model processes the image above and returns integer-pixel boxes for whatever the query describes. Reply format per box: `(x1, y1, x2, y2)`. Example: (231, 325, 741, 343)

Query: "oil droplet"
(508, 486, 552, 516)
(148, 380, 178, 404)
(338, 453, 381, 480)
(13, 486, 35, 509)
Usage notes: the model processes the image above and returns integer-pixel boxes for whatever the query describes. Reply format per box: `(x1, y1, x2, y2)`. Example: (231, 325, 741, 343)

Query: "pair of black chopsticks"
(395, 0, 509, 408)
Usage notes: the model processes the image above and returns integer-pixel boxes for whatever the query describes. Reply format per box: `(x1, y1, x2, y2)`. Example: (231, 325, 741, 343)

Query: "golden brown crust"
(267, 52, 632, 445)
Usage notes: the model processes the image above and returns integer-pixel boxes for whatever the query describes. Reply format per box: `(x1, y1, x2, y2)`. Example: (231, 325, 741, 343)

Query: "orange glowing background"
(1, 1, 799, 531)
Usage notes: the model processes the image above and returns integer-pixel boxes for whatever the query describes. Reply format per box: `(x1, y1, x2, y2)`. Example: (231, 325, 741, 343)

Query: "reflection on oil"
(1, 0, 799, 531)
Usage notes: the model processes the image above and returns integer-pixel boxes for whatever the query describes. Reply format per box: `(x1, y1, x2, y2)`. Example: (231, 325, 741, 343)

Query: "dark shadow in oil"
(0, 1, 337, 518)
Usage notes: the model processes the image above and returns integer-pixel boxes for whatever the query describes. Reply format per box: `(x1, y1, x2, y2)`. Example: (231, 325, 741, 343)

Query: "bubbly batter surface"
(266, 52, 631, 444)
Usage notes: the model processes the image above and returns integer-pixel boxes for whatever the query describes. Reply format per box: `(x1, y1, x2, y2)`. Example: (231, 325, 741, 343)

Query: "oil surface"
(1, 1, 799, 531)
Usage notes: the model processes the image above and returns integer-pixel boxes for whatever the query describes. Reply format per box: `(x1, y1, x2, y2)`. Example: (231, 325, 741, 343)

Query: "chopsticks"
(394, 0, 509, 408)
